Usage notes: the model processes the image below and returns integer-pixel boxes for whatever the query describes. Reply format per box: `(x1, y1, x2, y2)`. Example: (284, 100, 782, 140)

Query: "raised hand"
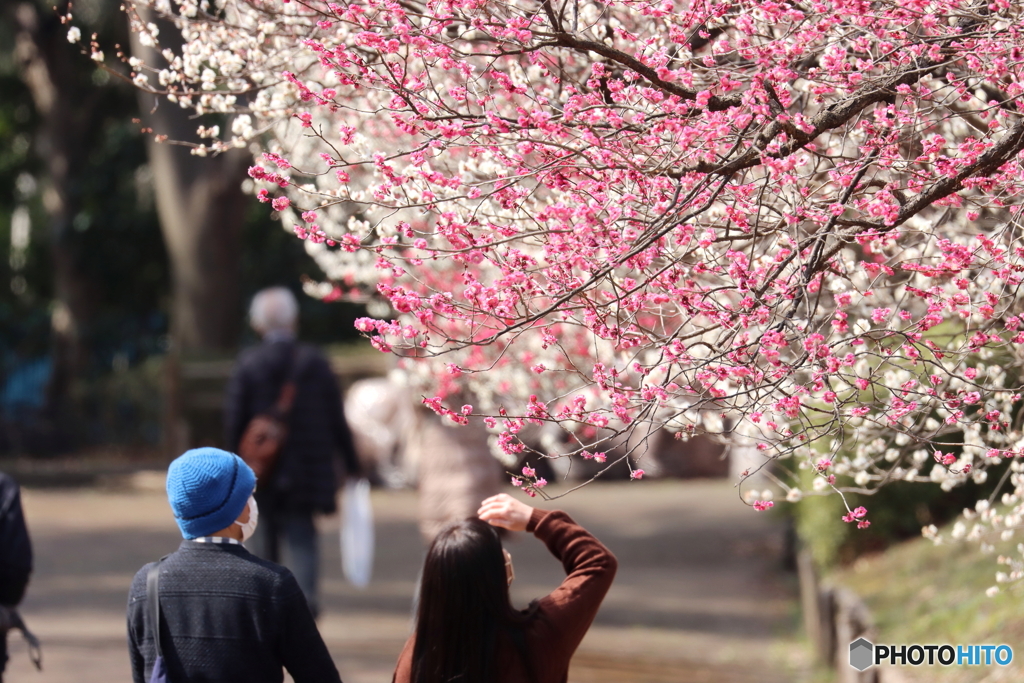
(477, 494, 533, 532)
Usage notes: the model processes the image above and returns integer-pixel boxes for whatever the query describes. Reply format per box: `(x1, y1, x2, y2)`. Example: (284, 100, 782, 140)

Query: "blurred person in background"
(127, 448, 341, 683)
(0, 472, 34, 682)
(406, 405, 504, 544)
(392, 493, 617, 683)
(225, 287, 362, 618)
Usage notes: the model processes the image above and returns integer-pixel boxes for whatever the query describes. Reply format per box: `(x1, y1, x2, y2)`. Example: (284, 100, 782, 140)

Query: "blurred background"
(0, 0, 373, 459)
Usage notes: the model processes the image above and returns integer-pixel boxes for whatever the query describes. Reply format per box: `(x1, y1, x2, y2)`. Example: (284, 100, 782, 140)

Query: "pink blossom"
(870, 308, 892, 324)
(263, 153, 291, 169)
(753, 500, 774, 512)
(842, 506, 868, 523)
(121, 0, 1024, 587)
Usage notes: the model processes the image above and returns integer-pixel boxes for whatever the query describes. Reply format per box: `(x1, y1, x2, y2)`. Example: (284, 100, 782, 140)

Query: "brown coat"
(393, 508, 617, 683)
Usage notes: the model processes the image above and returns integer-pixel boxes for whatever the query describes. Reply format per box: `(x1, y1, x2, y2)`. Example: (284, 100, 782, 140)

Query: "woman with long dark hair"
(392, 493, 617, 683)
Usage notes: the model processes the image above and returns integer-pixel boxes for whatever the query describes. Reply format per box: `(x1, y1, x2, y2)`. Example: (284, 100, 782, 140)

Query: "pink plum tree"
(95, 0, 1024, 589)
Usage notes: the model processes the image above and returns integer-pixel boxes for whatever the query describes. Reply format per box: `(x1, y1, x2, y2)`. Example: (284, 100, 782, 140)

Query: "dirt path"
(4, 478, 809, 683)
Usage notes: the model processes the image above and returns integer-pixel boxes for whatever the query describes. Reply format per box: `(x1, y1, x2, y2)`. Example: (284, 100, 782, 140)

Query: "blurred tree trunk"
(128, 12, 247, 353)
(133, 104, 248, 353)
(11, 2, 102, 440)
(138, 119, 248, 454)
(130, 8, 248, 454)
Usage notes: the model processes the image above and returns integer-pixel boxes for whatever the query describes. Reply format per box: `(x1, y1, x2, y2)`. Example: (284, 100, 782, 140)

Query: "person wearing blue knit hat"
(166, 448, 257, 540)
(126, 448, 343, 683)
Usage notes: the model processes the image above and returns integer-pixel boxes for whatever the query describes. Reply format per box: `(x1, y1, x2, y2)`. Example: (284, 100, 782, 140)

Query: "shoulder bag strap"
(146, 559, 165, 659)
(1, 607, 42, 671)
(273, 345, 309, 415)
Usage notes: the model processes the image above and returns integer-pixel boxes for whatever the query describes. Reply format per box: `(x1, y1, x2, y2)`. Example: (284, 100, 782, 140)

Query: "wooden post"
(797, 547, 828, 661)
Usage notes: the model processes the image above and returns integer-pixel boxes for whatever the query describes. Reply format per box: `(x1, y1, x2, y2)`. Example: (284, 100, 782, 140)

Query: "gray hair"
(249, 287, 299, 335)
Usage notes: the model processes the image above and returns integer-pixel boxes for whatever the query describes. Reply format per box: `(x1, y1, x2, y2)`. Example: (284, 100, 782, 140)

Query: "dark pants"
(249, 493, 320, 618)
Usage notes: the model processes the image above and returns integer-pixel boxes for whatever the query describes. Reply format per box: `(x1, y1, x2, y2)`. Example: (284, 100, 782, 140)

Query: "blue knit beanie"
(166, 448, 256, 539)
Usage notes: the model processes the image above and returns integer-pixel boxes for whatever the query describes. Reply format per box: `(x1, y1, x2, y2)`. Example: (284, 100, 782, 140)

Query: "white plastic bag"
(341, 478, 374, 588)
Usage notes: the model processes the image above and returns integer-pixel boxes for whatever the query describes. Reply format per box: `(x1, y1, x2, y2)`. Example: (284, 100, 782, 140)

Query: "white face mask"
(235, 496, 258, 542)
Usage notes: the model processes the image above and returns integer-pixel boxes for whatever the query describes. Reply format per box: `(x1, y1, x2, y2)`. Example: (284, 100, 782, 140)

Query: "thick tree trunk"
(139, 124, 248, 353)
(128, 7, 248, 355)
(141, 129, 248, 455)
(130, 9, 249, 454)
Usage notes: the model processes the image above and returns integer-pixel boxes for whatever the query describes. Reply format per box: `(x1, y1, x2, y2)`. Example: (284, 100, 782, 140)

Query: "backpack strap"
(146, 559, 166, 659)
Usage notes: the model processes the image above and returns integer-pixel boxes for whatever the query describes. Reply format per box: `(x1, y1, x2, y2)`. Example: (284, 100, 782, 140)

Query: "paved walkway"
(5, 477, 810, 682)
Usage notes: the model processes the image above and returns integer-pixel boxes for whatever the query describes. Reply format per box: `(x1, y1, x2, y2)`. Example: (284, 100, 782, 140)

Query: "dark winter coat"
(0, 472, 31, 607)
(127, 540, 342, 683)
(224, 338, 360, 513)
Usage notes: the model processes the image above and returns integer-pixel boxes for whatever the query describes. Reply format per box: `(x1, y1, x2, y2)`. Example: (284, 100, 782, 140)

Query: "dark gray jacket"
(0, 472, 31, 607)
(224, 339, 360, 513)
(127, 541, 341, 683)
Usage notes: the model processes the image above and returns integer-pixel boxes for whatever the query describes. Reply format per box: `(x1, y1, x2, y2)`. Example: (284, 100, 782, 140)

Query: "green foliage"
(792, 464, 1010, 571)
(837, 521, 1024, 682)
(74, 356, 165, 447)
(0, 46, 51, 359)
(0, 5, 169, 368)
(795, 478, 848, 571)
